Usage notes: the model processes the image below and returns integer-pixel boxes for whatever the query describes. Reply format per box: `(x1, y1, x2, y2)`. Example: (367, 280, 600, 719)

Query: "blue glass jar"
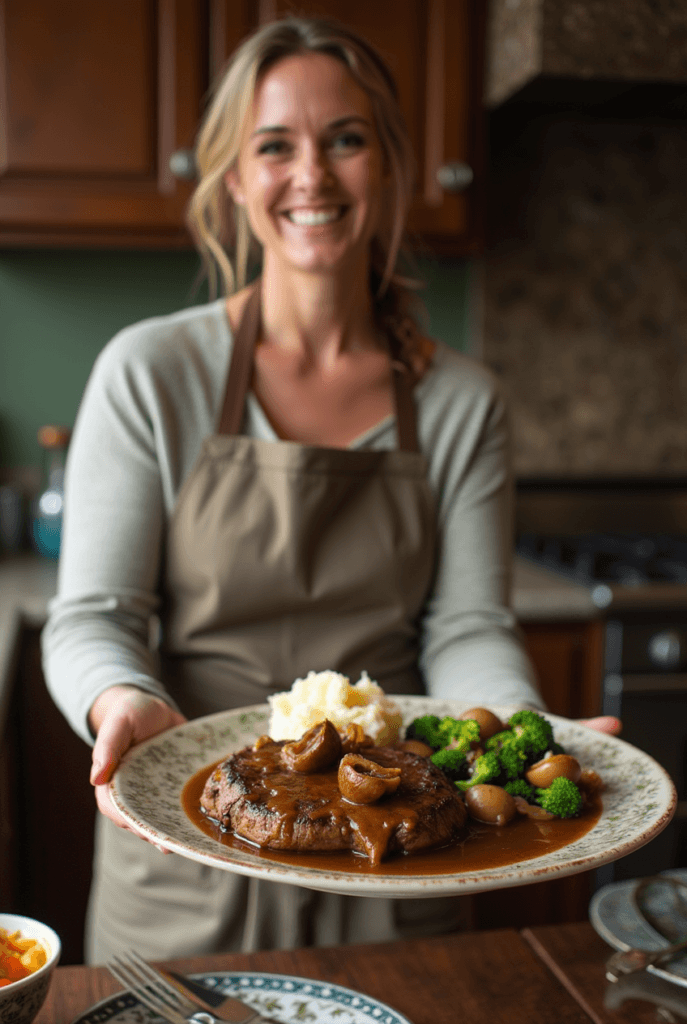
(31, 425, 70, 558)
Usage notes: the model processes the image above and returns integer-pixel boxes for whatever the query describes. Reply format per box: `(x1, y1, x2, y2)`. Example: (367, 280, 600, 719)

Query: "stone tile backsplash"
(482, 115, 687, 477)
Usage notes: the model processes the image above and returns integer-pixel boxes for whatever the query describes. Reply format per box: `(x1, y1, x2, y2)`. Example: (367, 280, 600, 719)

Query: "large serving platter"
(110, 697, 676, 899)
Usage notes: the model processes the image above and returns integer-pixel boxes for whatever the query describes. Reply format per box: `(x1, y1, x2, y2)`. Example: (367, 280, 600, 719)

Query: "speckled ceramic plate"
(70, 971, 413, 1024)
(590, 869, 687, 989)
(110, 697, 677, 899)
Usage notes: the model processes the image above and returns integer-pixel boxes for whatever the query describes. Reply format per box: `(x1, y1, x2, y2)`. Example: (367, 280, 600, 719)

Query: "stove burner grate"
(516, 532, 687, 587)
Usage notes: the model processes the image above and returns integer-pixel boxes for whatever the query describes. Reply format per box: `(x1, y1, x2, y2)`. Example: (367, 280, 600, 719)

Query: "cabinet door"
(0, 0, 206, 246)
(522, 619, 605, 719)
(213, 0, 485, 255)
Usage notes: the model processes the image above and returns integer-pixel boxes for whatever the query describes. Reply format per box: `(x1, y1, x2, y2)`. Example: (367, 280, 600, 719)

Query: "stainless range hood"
(486, 0, 687, 109)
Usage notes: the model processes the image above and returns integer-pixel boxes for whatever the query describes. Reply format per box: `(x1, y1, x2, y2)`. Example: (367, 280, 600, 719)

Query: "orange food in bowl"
(0, 928, 47, 987)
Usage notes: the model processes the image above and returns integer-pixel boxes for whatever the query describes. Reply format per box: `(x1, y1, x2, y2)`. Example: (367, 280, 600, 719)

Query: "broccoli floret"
(494, 737, 528, 780)
(406, 715, 444, 750)
(409, 714, 481, 755)
(430, 746, 468, 780)
(436, 716, 480, 754)
(484, 727, 527, 780)
(535, 776, 582, 818)
(504, 778, 535, 801)
(455, 751, 501, 791)
(484, 729, 514, 752)
(507, 710, 555, 760)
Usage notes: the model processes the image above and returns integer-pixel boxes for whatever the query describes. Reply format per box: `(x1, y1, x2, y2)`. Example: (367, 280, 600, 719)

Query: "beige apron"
(86, 287, 471, 963)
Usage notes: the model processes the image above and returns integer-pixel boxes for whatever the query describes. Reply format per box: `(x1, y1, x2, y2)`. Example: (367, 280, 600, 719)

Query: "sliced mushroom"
(459, 707, 504, 741)
(513, 795, 555, 820)
(338, 753, 402, 804)
(464, 784, 516, 826)
(338, 723, 373, 755)
(525, 754, 581, 788)
(281, 719, 342, 773)
(393, 738, 434, 758)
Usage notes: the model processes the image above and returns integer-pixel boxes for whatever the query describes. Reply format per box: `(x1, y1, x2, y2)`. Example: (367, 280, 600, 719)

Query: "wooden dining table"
(35, 921, 687, 1024)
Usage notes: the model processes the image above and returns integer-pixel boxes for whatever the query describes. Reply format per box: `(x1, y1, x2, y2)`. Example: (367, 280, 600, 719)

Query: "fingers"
(89, 688, 186, 786)
(91, 711, 134, 785)
(94, 785, 170, 854)
(579, 715, 622, 735)
(94, 781, 134, 829)
(88, 687, 186, 849)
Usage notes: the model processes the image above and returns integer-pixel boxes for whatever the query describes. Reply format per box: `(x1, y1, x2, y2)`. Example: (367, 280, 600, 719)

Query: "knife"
(159, 967, 281, 1024)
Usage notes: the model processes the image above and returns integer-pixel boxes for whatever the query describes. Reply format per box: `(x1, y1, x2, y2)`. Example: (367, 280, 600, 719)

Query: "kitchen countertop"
(0, 552, 600, 736)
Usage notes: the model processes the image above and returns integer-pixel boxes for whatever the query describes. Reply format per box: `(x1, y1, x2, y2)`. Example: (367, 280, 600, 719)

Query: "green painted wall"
(0, 250, 471, 469)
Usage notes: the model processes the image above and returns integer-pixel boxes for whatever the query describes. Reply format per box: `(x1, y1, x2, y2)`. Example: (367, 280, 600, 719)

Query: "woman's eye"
(257, 139, 290, 156)
(330, 132, 366, 152)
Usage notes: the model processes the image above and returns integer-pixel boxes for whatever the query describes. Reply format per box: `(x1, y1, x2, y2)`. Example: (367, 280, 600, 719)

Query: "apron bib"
(86, 287, 470, 962)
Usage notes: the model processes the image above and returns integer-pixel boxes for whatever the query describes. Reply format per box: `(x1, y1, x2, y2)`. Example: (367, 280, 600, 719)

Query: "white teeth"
(286, 207, 341, 226)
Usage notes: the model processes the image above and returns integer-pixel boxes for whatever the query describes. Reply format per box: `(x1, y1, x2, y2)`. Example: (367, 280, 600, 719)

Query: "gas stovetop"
(516, 532, 687, 587)
(515, 479, 687, 609)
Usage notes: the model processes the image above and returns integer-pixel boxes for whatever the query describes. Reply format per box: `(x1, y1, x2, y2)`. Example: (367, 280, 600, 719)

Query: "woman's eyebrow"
(327, 116, 371, 130)
(252, 125, 289, 137)
(251, 115, 370, 138)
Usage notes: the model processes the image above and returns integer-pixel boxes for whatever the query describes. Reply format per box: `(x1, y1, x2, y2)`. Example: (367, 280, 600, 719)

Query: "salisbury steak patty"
(200, 740, 467, 865)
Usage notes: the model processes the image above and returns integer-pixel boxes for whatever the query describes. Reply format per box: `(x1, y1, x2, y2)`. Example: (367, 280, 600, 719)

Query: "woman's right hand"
(88, 685, 187, 839)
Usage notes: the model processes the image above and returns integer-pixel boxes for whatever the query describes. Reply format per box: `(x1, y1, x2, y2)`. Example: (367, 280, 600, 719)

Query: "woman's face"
(227, 52, 387, 277)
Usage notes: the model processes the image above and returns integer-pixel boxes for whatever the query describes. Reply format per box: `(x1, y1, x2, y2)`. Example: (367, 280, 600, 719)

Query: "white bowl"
(0, 913, 61, 1024)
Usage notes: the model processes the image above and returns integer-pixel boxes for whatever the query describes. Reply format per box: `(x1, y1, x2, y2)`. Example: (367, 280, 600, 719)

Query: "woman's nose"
(293, 143, 333, 189)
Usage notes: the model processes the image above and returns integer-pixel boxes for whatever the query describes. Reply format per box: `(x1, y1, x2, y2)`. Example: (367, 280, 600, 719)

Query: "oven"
(516, 479, 687, 882)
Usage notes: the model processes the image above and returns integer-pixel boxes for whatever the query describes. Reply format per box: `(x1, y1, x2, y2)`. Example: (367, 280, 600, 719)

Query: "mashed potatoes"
(268, 670, 402, 746)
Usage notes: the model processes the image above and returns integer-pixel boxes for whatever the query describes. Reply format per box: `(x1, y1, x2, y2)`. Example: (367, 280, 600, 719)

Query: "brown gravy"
(182, 761, 602, 876)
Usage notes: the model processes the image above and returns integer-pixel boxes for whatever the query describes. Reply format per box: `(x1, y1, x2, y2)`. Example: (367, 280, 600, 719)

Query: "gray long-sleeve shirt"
(41, 300, 542, 743)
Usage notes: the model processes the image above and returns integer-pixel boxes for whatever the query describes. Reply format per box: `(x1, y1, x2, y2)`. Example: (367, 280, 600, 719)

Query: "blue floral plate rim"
(70, 969, 414, 1024)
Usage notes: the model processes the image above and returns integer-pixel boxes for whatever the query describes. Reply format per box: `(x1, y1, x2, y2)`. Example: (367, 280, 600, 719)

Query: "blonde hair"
(187, 16, 428, 374)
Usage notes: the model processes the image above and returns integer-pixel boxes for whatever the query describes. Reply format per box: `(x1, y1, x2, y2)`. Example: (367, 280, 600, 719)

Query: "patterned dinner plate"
(590, 869, 687, 988)
(110, 697, 677, 899)
(70, 971, 413, 1024)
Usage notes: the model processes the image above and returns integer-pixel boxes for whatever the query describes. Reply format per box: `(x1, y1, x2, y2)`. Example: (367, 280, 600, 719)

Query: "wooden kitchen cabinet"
(522, 618, 605, 720)
(0, 0, 210, 246)
(0, 0, 484, 252)
(3, 623, 95, 964)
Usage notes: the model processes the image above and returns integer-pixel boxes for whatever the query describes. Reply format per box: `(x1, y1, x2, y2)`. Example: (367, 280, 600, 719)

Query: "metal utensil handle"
(189, 1015, 270, 1024)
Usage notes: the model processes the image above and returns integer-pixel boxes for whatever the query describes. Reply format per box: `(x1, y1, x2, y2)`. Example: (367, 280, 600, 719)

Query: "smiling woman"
(227, 55, 384, 275)
(42, 16, 546, 965)
(188, 18, 413, 301)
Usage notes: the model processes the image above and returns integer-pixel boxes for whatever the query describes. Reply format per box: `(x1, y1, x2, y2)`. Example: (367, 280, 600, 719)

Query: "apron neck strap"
(218, 281, 419, 452)
(218, 284, 261, 437)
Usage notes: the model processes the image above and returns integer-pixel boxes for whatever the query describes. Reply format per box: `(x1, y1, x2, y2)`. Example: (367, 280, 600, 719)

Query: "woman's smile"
(282, 205, 347, 227)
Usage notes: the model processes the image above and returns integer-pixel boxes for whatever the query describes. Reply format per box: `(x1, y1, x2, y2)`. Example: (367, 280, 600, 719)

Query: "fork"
(107, 951, 280, 1024)
(605, 935, 687, 982)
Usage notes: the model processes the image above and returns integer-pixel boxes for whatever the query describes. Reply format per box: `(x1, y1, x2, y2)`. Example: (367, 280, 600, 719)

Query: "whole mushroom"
(525, 754, 581, 788)
(464, 784, 517, 826)
(459, 707, 504, 741)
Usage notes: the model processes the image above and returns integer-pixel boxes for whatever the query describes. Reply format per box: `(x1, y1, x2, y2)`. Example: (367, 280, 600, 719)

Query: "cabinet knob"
(436, 162, 473, 193)
(169, 149, 197, 180)
(648, 630, 683, 668)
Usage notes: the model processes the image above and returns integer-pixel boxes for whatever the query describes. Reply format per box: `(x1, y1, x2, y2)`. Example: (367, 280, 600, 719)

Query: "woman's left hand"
(579, 716, 621, 735)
